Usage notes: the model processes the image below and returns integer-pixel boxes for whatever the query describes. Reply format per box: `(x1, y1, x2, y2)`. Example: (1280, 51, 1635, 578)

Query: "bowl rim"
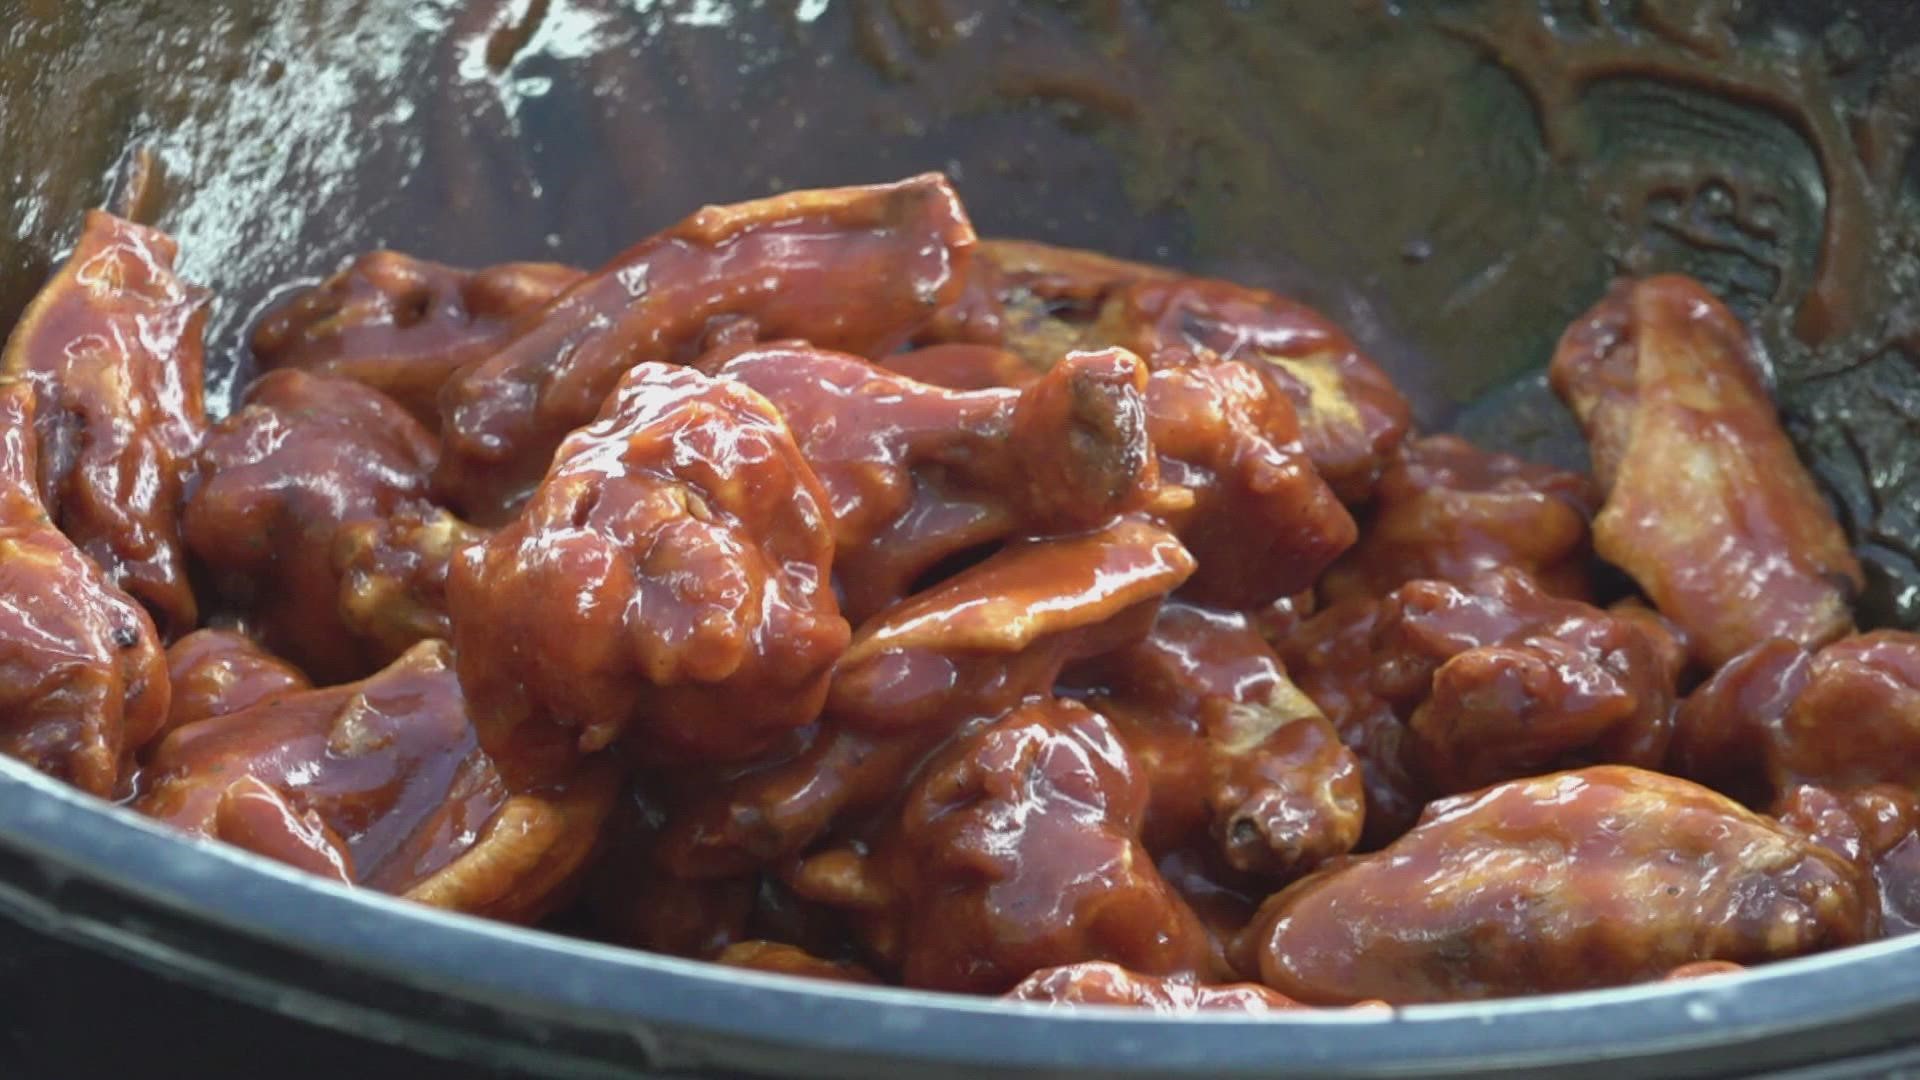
(3, 755, 1918, 1078)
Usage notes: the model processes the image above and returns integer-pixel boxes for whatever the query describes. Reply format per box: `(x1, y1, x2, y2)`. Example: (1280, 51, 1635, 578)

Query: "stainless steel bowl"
(5, 2, 1919, 1075)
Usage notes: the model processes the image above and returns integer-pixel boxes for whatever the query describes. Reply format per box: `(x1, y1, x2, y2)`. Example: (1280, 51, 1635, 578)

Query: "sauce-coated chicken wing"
(927, 240, 1411, 503)
(1371, 569, 1681, 796)
(1237, 766, 1871, 1004)
(1143, 358, 1355, 607)
(1551, 276, 1862, 667)
(253, 250, 583, 429)
(653, 517, 1195, 879)
(1069, 599, 1365, 881)
(1318, 434, 1596, 604)
(436, 174, 977, 520)
(810, 697, 1217, 993)
(1, 210, 208, 635)
(0, 380, 168, 796)
(160, 628, 309, 737)
(182, 370, 440, 683)
(705, 342, 1157, 622)
(139, 639, 614, 921)
(448, 363, 849, 787)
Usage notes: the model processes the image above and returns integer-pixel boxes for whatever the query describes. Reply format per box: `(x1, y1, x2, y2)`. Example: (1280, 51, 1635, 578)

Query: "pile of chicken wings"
(0, 174, 1909, 1010)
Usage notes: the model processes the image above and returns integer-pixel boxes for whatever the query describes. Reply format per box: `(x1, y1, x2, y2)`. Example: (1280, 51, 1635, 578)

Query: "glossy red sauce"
(0, 173, 1910, 1008)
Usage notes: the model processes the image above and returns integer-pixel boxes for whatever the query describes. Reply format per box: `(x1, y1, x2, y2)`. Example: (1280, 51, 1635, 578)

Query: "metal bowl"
(4, 2, 1919, 1075)
(5, 760, 1920, 1077)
